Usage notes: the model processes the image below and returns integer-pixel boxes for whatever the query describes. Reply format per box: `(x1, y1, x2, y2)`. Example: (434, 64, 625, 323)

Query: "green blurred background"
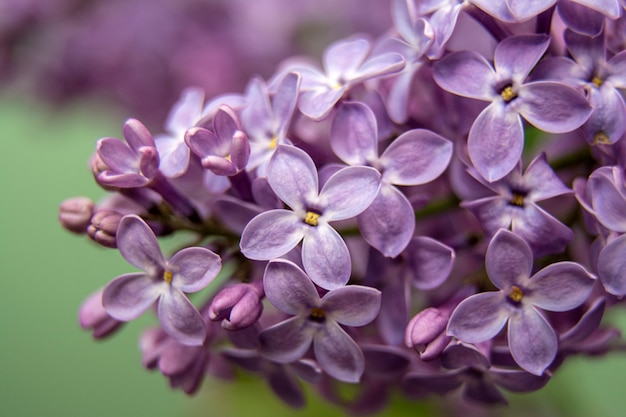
(2, 91, 626, 417)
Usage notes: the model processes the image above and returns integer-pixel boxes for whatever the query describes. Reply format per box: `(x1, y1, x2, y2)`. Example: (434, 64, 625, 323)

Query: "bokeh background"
(2, 1, 626, 416)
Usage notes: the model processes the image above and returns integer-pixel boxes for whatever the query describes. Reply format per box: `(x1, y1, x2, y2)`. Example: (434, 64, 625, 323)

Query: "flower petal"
(322, 285, 381, 326)
(468, 102, 524, 182)
(320, 166, 381, 221)
(314, 321, 364, 383)
(433, 50, 497, 100)
(447, 292, 509, 343)
(168, 247, 221, 293)
(494, 35, 549, 80)
(486, 229, 533, 290)
(102, 273, 163, 321)
(525, 262, 595, 311)
(302, 225, 351, 290)
(405, 236, 455, 290)
(240, 209, 304, 260)
(597, 234, 626, 296)
(260, 316, 314, 363)
(508, 307, 557, 375)
(263, 259, 320, 315)
(330, 102, 379, 165)
(116, 215, 165, 273)
(380, 128, 453, 186)
(268, 145, 318, 210)
(158, 288, 206, 346)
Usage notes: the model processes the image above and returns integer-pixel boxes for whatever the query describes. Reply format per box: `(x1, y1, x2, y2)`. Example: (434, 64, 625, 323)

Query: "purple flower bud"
(59, 197, 95, 234)
(208, 281, 265, 330)
(87, 210, 123, 248)
(78, 290, 123, 339)
(405, 307, 449, 352)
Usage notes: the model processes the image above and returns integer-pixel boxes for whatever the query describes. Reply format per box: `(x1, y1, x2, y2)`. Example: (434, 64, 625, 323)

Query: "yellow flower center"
(508, 285, 523, 303)
(510, 193, 525, 207)
(592, 76, 603, 88)
(304, 211, 321, 226)
(268, 137, 278, 150)
(501, 86, 517, 102)
(593, 131, 611, 145)
(163, 270, 173, 284)
(309, 307, 326, 322)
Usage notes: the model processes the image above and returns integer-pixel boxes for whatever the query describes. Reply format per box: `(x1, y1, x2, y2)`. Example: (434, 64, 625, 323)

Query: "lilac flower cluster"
(61, 0, 626, 411)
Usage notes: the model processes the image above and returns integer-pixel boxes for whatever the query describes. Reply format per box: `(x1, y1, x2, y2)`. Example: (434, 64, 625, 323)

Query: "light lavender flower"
(447, 229, 595, 375)
(102, 215, 222, 345)
(259, 259, 381, 383)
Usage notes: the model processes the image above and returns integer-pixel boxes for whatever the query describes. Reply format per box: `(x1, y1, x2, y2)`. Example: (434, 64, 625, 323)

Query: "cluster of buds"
(61, 0, 626, 412)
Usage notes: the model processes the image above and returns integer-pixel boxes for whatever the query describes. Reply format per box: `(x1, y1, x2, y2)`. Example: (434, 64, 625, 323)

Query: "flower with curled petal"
(240, 145, 381, 290)
(447, 229, 595, 375)
(259, 259, 381, 383)
(102, 215, 222, 346)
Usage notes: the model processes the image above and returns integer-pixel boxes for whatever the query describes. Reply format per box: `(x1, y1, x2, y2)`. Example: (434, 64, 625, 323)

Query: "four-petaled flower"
(102, 215, 222, 346)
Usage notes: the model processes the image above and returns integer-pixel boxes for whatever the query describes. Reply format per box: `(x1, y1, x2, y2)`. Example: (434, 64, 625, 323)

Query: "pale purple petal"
(320, 166, 381, 221)
(380, 128, 453, 185)
(486, 229, 533, 290)
(589, 167, 626, 232)
(263, 260, 320, 315)
(302, 225, 351, 290)
(433, 50, 497, 100)
(158, 288, 206, 346)
(508, 307, 557, 375)
(512, 204, 574, 257)
(322, 286, 381, 326)
(447, 292, 509, 343)
(461, 197, 512, 235)
(268, 145, 319, 210)
(260, 316, 314, 363)
(273, 72, 300, 139)
(491, 367, 550, 392)
(494, 35, 549, 80)
(441, 343, 490, 370)
(357, 184, 415, 258)
(351, 52, 405, 83)
(405, 236, 455, 290)
(525, 262, 595, 311)
(597, 234, 626, 296)
(515, 81, 592, 133)
(97, 137, 140, 174)
(582, 86, 626, 144)
(165, 87, 204, 133)
(168, 247, 221, 293)
(240, 209, 305, 260)
(507, 0, 556, 21)
(523, 153, 573, 201)
(468, 102, 524, 182)
(123, 118, 155, 151)
(155, 135, 190, 178)
(298, 88, 345, 121)
(324, 37, 370, 81)
(314, 321, 364, 383)
(102, 273, 163, 321)
(116, 215, 165, 273)
(558, 0, 606, 36)
(202, 155, 238, 176)
(159, 343, 203, 376)
(330, 102, 378, 165)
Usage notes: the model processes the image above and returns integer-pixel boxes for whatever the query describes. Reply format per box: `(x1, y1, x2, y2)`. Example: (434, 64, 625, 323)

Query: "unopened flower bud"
(79, 290, 123, 339)
(208, 282, 264, 330)
(405, 307, 450, 360)
(59, 197, 95, 234)
(87, 210, 123, 248)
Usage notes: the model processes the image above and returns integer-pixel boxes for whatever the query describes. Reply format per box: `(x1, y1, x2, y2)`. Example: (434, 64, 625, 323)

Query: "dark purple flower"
(240, 145, 381, 289)
(447, 229, 595, 375)
(102, 215, 221, 345)
(259, 259, 381, 383)
(433, 34, 592, 181)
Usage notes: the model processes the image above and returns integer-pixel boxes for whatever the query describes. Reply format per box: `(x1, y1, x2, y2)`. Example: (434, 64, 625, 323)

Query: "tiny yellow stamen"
(304, 211, 321, 226)
(163, 270, 173, 283)
(510, 193, 525, 207)
(225, 154, 232, 162)
(268, 137, 278, 150)
(310, 307, 326, 321)
(592, 76, 603, 88)
(593, 131, 611, 145)
(508, 285, 523, 303)
(501, 86, 517, 102)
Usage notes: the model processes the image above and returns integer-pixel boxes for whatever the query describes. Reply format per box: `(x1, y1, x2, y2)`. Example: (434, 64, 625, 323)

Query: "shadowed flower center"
(593, 131, 611, 145)
(309, 307, 326, 322)
(591, 76, 603, 88)
(508, 285, 523, 303)
(163, 270, 173, 283)
(500, 85, 517, 102)
(509, 190, 526, 207)
(304, 211, 321, 226)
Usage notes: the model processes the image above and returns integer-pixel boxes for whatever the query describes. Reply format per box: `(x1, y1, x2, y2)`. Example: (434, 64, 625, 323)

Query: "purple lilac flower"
(277, 36, 405, 120)
(433, 34, 592, 181)
(208, 281, 265, 330)
(240, 145, 381, 289)
(447, 229, 595, 375)
(461, 153, 575, 257)
(102, 215, 221, 345)
(78, 289, 124, 339)
(259, 259, 381, 383)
